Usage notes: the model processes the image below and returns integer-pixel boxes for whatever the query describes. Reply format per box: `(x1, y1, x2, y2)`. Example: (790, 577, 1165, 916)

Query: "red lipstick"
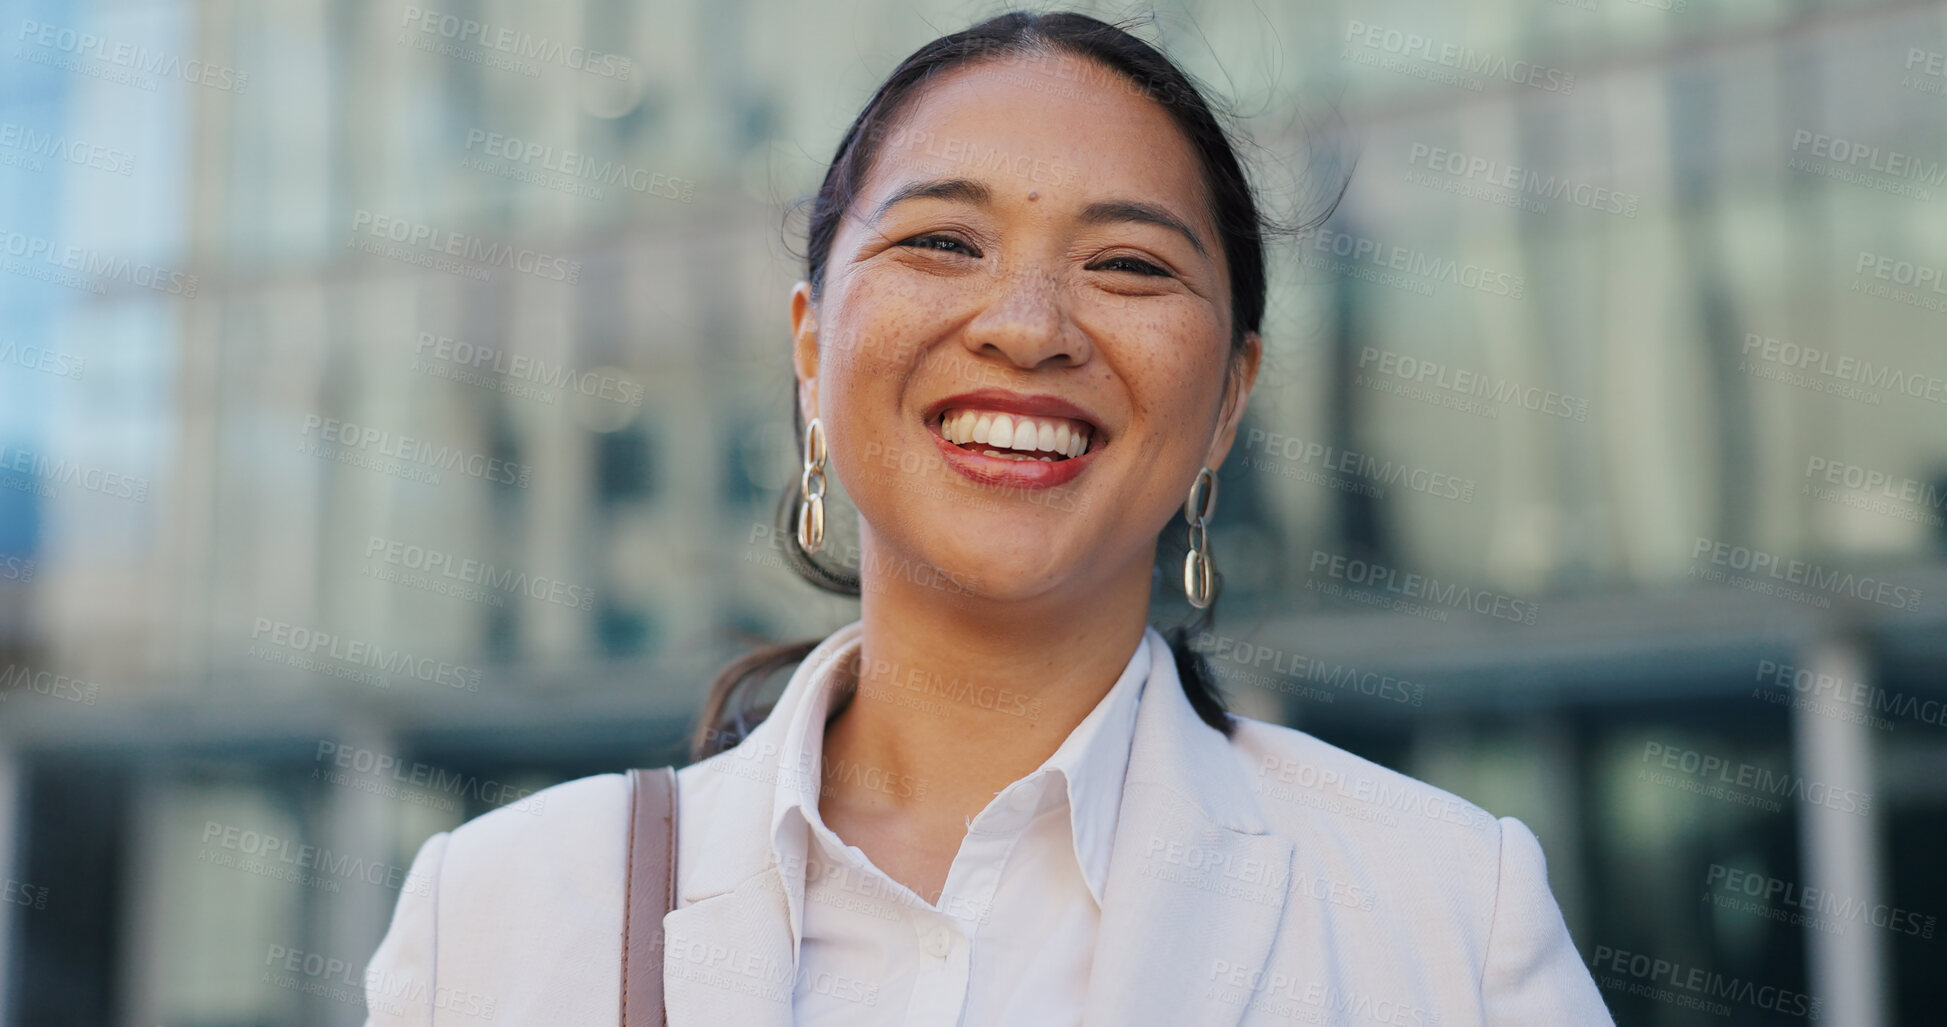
(922, 389, 1106, 491)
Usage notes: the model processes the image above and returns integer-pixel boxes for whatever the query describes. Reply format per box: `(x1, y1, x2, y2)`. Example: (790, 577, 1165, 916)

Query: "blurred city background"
(2, 0, 1945, 1023)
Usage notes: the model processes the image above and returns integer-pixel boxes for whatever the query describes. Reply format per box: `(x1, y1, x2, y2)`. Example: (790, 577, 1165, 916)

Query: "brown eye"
(900, 234, 981, 257)
(1094, 255, 1169, 277)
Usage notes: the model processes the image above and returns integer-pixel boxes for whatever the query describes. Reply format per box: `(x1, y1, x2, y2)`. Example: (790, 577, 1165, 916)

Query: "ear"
(1203, 332, 1261, 468)
(790, 281, 819, 421)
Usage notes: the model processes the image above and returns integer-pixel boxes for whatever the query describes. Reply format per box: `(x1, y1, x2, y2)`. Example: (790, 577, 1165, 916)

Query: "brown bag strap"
(622, 766, 678, 1027)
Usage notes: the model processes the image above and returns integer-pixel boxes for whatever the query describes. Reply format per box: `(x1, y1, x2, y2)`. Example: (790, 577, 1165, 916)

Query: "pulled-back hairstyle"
(692, 10, 1322, 760)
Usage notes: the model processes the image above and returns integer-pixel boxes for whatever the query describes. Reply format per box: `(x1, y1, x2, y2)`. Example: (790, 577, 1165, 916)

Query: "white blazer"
(362, 624, 1614, 1026)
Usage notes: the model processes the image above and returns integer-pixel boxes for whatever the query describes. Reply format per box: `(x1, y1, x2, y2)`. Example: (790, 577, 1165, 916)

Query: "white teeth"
(989, 414, 1014, 448)
(1011, 419, 1037, 449)
(939, 407, 1094, 458)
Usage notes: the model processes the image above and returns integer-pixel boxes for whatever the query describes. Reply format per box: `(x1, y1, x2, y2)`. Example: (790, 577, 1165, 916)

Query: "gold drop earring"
(1183, 465, 1216, 608)
(796, 417, 828, 555)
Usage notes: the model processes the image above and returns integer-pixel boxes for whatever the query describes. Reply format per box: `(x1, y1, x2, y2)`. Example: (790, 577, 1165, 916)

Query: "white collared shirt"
(766, 624, 1154, 1026)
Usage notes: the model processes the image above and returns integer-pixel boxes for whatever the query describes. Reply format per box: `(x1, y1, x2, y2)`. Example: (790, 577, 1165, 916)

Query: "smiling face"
(793, 51, 1260, 608)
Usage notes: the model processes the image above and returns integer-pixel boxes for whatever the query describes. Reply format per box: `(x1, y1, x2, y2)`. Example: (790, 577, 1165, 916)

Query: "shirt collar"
(767, 621, 1157, 907)
(1038, 626, 1152, 904)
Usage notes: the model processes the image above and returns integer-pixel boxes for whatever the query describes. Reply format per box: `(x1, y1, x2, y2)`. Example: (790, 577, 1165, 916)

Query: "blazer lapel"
(659, 623, 854, 1027)
(1083, 632, 1294, 1027)
(660, 759, 803, 1027)
(661, 867, 798, 1027)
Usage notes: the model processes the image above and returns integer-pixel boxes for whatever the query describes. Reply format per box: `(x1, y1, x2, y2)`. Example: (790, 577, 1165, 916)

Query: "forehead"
(858, 52, 1212, 231)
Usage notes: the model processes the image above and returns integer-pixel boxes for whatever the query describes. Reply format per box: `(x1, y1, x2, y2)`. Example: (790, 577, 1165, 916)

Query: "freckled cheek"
(816, 311, 929, 456)
(1105, 321, 1226, 424)
(825, 285, 949, 372)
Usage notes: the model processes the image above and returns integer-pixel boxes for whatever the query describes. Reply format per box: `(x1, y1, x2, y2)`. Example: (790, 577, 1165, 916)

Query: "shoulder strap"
(622, 766, 679, 1027)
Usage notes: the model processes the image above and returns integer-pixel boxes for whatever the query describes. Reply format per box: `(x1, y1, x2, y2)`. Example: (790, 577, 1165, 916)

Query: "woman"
(363, 12, 1613, 1025)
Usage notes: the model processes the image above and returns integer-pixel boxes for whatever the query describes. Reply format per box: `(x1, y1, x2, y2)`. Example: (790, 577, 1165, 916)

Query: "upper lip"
(923, 388, 1107, 442)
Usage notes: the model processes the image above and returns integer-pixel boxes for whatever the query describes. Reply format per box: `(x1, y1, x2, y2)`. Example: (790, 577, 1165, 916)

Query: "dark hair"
(693, 10, 1318, 761)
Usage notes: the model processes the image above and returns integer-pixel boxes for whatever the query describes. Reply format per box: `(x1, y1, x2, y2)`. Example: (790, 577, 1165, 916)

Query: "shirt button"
(920, 925, 951, 958)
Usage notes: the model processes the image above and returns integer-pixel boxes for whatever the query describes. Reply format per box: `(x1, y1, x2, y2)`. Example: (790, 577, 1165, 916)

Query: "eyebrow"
(869, 178, 992, 224)
(1078, 200, 1208, 258)
(869, 177, 1209, 258)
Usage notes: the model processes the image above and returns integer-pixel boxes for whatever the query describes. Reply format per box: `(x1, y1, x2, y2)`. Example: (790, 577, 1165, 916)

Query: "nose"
(959, 263, 1091, 370)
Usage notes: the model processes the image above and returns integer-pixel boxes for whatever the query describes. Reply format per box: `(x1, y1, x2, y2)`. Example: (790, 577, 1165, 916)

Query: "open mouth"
(935, 408, 1095, 462)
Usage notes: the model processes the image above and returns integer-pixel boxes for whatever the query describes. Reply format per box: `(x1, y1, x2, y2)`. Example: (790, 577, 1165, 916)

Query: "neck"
(818, 536, 1156, 825)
